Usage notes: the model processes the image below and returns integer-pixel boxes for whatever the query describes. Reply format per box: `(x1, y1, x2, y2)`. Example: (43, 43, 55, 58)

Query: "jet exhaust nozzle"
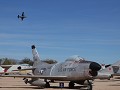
(31, 45, 35, 49)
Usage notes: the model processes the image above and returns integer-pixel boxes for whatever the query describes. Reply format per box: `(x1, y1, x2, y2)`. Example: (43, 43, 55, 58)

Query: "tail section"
(111, 60, 120, 75)
(31, 45, 41, 67)
(18, 15, 20, 18)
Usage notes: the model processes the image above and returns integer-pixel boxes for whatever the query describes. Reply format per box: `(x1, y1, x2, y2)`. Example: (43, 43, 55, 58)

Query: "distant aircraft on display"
(1, 64, 32, 75)
(1, 45, 101, 90)
(17, 12, 26, 21)
(0, 66, 4, 74)
(95, 60, 120, 80)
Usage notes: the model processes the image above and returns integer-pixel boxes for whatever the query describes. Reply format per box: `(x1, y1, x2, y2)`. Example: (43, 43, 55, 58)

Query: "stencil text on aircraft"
(58, 68, 76, 72)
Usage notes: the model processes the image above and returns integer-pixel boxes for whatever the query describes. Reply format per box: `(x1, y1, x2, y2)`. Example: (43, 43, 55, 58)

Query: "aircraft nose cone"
(89, 62, 101, 71)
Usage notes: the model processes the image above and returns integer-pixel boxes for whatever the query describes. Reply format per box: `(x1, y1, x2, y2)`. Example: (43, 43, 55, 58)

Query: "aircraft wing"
(1, 75, 67, 80)
(12, 67, 36, 71)
(1, 65, 13, 68)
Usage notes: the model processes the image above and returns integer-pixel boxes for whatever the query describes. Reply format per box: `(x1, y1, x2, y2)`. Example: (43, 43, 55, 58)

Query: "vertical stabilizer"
(31, 45, 40, 67)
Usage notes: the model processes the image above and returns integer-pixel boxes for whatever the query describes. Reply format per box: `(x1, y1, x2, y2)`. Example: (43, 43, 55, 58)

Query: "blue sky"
(0, 0, 120, 64)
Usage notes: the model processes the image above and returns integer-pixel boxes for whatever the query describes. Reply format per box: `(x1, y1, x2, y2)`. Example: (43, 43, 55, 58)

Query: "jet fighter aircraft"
(17, 12, 26, 21)
(96, 60, 120, 80)
(1, 45, 101, 90)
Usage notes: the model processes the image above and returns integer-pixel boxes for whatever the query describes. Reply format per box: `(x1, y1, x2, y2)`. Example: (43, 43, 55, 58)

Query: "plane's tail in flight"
(17, 15, 20, 18)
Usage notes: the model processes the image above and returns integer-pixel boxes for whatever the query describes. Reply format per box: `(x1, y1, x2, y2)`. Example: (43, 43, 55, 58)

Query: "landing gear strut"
(69, 81, 75, 89)
(87, 80, 92, 90)
(45, 82, 50, 88)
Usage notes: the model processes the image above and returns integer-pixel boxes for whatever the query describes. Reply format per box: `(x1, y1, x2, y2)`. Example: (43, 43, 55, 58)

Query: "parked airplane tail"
(31, 45, 41, 67)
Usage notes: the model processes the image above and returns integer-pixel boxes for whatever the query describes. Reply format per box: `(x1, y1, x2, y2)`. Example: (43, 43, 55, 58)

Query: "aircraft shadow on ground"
(0, 85, 88, 90)
(109, 83, 120, 86)
(0, 86, 35, 89)
(46, 86, 89, 90)
(96, 79, 120, 82)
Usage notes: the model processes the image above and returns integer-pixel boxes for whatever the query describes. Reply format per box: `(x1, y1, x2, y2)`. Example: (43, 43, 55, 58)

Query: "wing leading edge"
(1, 75, 67, 80)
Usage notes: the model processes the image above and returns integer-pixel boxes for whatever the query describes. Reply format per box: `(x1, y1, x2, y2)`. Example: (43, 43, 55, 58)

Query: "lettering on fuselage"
(58, 68, 76, 72)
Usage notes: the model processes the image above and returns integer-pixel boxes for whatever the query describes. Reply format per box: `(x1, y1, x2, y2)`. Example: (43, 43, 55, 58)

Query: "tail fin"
(111, 60, 120, 74)
(31, 45, 41, 67)
(18, 15, 20, 18)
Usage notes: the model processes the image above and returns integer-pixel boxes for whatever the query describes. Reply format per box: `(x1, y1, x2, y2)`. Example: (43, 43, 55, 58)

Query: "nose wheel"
(45, 82, 50, 88)
(86, 80, 92, 90)
(69, 81, 75, 89)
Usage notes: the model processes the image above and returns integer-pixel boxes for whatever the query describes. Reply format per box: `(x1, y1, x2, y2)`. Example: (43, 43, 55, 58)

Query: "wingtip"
(31, 45, 35, 49)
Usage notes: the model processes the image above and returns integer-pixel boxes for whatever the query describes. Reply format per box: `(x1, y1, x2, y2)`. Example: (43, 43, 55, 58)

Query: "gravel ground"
(0, 77, 120, 90)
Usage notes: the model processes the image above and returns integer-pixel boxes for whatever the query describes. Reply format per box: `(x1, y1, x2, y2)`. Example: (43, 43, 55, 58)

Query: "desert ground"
(0, 77, 120, 90)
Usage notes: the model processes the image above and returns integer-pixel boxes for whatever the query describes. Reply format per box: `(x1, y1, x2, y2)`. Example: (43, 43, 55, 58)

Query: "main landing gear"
(86, 80, 92, 90)
(45, 81, 50, 88)
(68, 80, 92, 90)
(69, 81, 75, 89)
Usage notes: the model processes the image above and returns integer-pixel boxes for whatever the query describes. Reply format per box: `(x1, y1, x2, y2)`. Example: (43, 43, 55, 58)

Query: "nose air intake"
(89, 62, 101, 76)
(17, 66, 21, 70)
(89, 62, 101, 71)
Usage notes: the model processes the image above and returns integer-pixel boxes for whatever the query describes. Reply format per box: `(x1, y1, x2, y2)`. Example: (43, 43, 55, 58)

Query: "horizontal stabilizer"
(12, 67, 36, 71)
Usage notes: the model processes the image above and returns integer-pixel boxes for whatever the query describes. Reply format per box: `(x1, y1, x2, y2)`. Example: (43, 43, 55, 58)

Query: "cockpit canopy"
(65, 55, 92, 63)
(65, 55, 85, 61)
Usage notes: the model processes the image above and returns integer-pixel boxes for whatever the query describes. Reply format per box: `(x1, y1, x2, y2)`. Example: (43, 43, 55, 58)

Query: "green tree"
(19, 58, 33, 66)
(42, 59, 57, 64)
(2, 58, 17, 65)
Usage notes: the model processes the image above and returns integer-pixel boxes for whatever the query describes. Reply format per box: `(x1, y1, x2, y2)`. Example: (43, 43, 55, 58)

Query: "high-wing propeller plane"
(1, 45, 101, 90)
(17, 12, 26, 21)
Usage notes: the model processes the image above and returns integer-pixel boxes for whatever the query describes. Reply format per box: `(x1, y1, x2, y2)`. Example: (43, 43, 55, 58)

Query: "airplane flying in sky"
(17, 12, 26, 21)
(1, 45, 101, 90)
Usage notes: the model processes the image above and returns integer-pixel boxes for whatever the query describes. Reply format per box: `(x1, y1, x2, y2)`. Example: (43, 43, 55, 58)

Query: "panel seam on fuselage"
(50, 63, 60, 76)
